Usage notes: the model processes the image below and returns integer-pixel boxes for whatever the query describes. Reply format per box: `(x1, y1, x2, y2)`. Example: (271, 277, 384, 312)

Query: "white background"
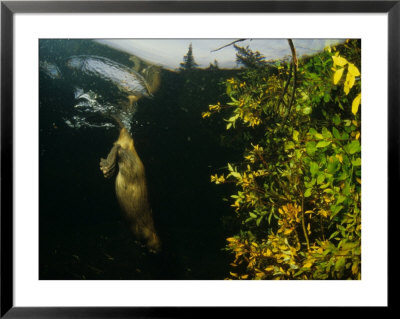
(14, 13, 388, 306)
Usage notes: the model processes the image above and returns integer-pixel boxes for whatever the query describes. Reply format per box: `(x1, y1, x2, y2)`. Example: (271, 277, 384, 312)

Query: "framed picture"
(1, 0, 394, 316)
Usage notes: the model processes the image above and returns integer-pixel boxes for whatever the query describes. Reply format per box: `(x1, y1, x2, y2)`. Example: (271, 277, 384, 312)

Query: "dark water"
(39, 39, 242, 280)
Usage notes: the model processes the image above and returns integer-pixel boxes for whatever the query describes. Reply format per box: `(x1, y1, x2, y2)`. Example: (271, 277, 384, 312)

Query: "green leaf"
(320, 181, 330, 189)
(352, 157, 361, 166)
(304, 178, 316, 188)
(315, 133, 324, 140)
(330, 205, 343, 219)
(316, 140, 331, 148)
(293, 130, 299, 142)
(322, 127, 332, 139)
(309, 128, 317, 136)
(249, 212, 257, 218)
(346, 140, 361, 154)
(285, 141, 295, 151)
(329, 231, 340, 240)
(303, 106, 312, 115)
(332, 114, 341, 125)
(332, 127, 341, 140)
(304, 188, 312, 197)
(226, 84, 232, 95)
(230, 171, 241, 179)
(336, 195, 346, 205)
(334, 257, 346, 272)
(317, 173, 325, 185)
(256, 216, 263, 226)
(306, 141, 317, 156)
(310, 162, 319, 176)
(327, 157, 340, 174)
(268, 212, 273, 224)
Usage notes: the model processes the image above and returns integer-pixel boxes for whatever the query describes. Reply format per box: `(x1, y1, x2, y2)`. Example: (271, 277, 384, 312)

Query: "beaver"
(100, 120, 161, 253)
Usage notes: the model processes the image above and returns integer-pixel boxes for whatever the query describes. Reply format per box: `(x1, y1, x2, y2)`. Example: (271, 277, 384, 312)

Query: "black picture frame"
(1, 0, 395, 317)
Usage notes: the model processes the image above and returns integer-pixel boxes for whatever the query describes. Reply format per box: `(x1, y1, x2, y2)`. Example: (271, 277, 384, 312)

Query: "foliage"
(234, 44, 268, 69)
(180, 43, 199, 70)
(203, 40, 361, 280)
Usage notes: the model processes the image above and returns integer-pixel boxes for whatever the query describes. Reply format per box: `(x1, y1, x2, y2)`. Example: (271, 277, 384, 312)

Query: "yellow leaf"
(351, 262, 359, 275)
(356, 177, 361, 184)
(318, 209, 329, 218)
(348, 63, 360, 77)
(265, 265, 274, 272)
(332, 55, 348, 67)
(226, 237, 237, 243)
(303, 262, 313, 268)
(344, 83, 350, 95)
(352, 93, 361, 115)
(356, 131, 360, 140)
(293, 130, 299, 142)
(307, 223, 311, 235)
(284, 228, 293, 235)
(343, 75, 355, 96)
(333, 68, 344, 85)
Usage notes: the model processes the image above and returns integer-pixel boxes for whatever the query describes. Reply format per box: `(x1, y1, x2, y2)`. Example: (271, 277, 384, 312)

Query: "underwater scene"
(39, 39, 361, 280)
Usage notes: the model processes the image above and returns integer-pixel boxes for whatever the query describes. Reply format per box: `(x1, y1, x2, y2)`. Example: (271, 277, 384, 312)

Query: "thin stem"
(286, 39, 298, 119)
(275, 60, 293, 112)
(301, 194, 310, 251)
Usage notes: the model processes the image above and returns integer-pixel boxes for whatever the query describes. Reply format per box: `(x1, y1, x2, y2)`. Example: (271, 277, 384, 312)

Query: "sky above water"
(96, 39, 344, 70)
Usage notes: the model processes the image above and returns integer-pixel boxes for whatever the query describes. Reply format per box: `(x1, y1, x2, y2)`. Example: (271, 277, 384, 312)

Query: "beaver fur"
(100, 126, 160, 253)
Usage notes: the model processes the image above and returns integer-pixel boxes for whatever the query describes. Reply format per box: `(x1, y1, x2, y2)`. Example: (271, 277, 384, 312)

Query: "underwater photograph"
(39, 38, 361, 280)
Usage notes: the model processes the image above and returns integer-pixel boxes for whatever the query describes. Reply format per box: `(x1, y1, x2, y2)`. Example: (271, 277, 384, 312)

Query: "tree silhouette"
(207, 59, 219, 71)
(180, 43, 199, 70)
(234, 44, 266, 68)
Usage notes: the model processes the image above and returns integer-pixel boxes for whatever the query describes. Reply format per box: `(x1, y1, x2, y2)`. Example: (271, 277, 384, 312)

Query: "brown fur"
(100, 127, 160, 253)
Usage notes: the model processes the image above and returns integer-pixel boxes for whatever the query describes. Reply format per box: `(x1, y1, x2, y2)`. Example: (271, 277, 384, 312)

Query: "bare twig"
(275, 61, 293, 112)
(286, 39, 298, 117)
(211, 39, 248, 52)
